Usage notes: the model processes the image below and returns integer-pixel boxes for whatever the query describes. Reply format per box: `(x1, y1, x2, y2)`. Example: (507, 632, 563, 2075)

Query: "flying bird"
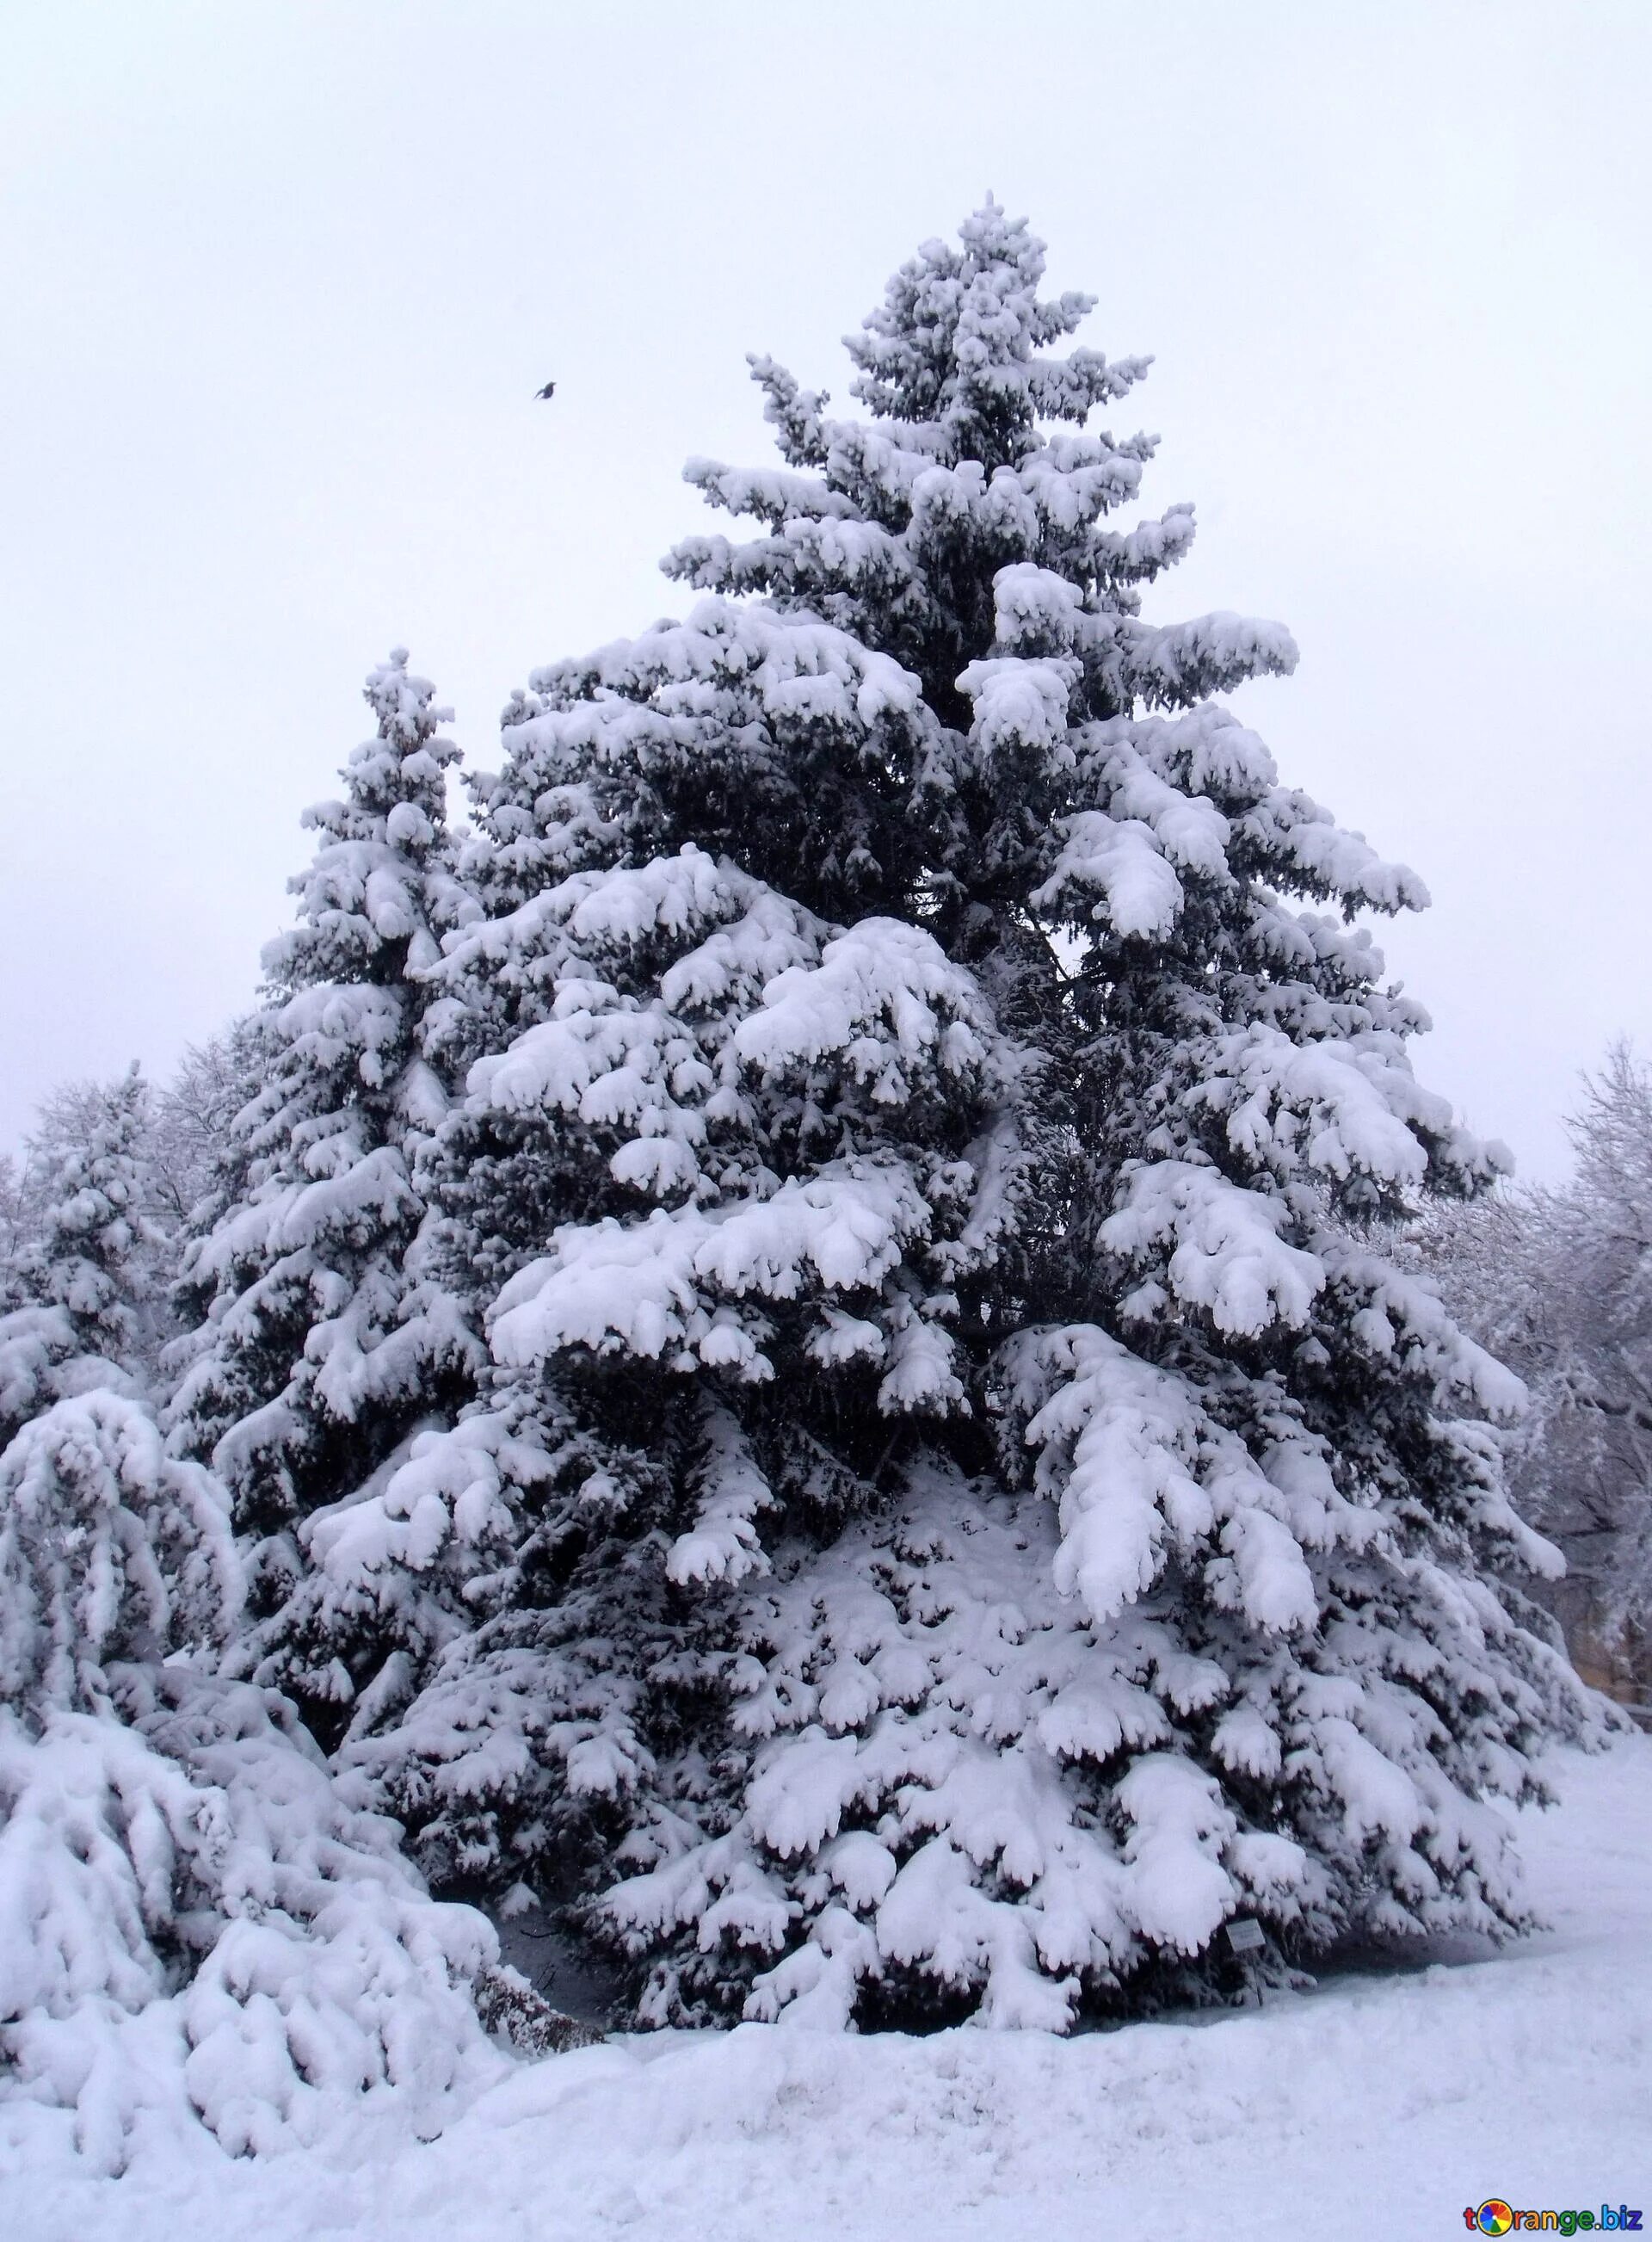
(533, 380, 556, 400)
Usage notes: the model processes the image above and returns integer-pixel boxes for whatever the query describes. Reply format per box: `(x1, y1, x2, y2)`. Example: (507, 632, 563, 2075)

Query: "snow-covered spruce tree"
(0, 1065, 165, 1445)
(165, 653, 484, 1736)
(319, 204, 1588, 2031)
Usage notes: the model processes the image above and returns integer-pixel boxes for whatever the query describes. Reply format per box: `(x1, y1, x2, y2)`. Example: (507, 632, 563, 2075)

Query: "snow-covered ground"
(5, 1735, 1647, 2242)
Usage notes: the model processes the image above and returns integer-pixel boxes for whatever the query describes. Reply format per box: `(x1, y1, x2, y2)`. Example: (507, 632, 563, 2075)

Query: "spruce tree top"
(196, 646, 478, 1216)
(0, 1066, 163, 1446)
(263, 652, 475, 1080)
(166, 653, 483, 1535)
(670, 198, 1171, 718)
(26, 1065, 158, 1361)
(478, 201, 1492, 1220)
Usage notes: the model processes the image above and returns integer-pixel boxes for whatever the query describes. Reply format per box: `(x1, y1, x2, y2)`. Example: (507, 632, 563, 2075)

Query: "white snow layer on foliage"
(490, 1163, 938, 1380)
(455, 849, 990, 1144)
(1008, 1325, 1328, 1630)
(5, 1737, 1646, 2242)
(601, 1453, 1558, 2033)
(606, 1493, 1263, 2034)
(0, 1303, 105, 1442)
(450, 843, 1005, 1393)
(496, 600, 924, 789)
(0, 1069, 163, 1440)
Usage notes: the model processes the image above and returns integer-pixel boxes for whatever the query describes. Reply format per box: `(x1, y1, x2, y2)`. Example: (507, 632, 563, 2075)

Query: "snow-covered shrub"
(0, 1671, 505, 2170)
(0, 1389, 239, 1708)
(0, 1387, 507, 2168)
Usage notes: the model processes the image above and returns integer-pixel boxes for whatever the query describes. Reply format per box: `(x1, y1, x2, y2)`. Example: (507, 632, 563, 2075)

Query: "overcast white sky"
(2, 1, 1648, 1179)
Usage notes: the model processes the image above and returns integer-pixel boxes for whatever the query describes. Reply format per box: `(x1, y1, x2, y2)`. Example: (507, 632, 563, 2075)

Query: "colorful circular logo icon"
(1476, 2206, 1515, 2238)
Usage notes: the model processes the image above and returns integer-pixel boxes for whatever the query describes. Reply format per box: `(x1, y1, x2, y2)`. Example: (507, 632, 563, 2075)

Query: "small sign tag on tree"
(1224, 1918, 1266, 1954)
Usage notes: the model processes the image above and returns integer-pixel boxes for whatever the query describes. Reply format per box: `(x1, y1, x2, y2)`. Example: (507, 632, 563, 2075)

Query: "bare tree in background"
(147, 1019, 268, 1232)
(2, 1024, 264, 1246)
(1421, 1042, 1652, 1707)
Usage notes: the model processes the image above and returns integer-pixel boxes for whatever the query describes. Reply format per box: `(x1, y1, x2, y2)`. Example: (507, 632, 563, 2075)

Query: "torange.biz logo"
(1465, 2207, 1643, 2235)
